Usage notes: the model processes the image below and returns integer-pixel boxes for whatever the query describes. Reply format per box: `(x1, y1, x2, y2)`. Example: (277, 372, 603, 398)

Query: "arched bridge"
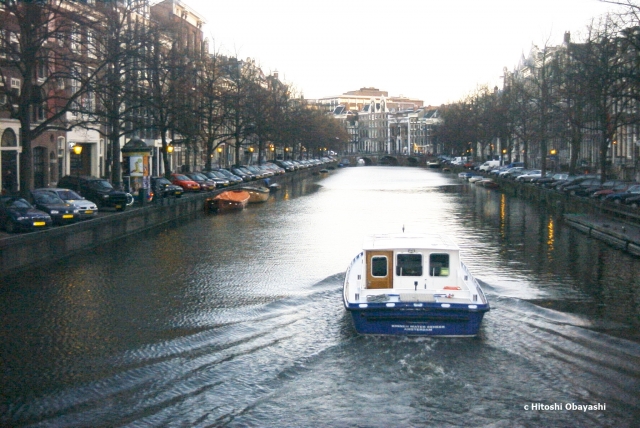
(339, 154, 429, 167)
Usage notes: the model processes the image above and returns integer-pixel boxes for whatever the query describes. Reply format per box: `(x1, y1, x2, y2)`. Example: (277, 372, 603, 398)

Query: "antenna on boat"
(402, 224, 405, 233)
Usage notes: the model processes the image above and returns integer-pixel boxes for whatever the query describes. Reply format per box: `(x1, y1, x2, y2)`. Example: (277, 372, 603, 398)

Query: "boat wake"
(5, 275, 639, 427)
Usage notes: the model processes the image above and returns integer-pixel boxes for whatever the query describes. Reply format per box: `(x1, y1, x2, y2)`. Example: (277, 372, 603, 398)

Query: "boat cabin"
(362, 234, 462, 292)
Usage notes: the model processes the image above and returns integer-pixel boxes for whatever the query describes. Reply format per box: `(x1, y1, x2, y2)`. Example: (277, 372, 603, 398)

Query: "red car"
(170, 173, 200, 192)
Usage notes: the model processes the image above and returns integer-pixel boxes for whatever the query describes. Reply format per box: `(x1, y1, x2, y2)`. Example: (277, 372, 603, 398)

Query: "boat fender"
(443, 286, 461, 290)
(414, 281, 418, 291)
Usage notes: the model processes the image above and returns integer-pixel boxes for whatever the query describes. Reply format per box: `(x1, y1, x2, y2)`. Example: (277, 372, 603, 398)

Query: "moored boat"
(479, 178, 499, 189)
(343, 233, 489, 336)
(205, 190, 250, 212)
(268, 183, 281, 192)
(238, 186, 270, 203)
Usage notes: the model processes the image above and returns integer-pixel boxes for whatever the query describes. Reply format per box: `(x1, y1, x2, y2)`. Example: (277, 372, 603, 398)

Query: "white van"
(479, 160, 501, 171)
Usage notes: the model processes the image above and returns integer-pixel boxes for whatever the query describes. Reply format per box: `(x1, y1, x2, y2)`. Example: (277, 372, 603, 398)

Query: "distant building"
(312, 88, 441, 155)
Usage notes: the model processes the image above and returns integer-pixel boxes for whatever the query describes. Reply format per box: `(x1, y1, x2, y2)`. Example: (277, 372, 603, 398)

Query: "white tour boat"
(343, 233, 489, 336)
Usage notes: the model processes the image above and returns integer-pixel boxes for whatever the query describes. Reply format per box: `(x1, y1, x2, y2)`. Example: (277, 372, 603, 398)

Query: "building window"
(57, 136, 65, 157)
(10, 78, 20, 96)
(1, 128, 18, 147)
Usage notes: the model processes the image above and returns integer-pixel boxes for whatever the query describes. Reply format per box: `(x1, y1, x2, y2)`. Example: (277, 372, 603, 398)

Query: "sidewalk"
(564, 213, 640, 256)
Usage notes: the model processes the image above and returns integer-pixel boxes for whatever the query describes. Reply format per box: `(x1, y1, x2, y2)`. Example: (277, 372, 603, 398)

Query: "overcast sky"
(183, 0, 620, 106)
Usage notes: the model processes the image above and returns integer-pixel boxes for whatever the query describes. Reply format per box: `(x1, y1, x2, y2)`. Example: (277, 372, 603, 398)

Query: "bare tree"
(89, 1, 150, 188)
(0, 0, 103, 194)
(196, 52, 229, 171)
(575, 16, 632, 180)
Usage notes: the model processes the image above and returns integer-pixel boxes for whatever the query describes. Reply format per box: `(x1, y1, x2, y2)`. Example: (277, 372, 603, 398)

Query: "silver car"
(34, 188, 98, 220)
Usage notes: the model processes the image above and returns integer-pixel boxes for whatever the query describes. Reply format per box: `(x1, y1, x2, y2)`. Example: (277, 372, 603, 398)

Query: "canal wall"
(0, 167, 324, 277)
(464, 171, 640, 256)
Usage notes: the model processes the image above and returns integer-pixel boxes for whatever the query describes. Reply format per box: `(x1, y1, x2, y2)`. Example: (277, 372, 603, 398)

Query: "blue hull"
(345, 303, 488, 336)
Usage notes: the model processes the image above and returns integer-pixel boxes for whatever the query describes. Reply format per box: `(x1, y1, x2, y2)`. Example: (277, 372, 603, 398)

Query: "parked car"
(57, 175, 128, 211)
(230, 166, 256, 181)
(625, 194, 640, 208)
(185, 172, 217, 191)
(150, 176, 183, 198)
(560, 177, 602, 195)
(198, 171, 229, 187)
(206, 169, 243, 185)
(498, 167, 524, 178)
(515, 170, 542, 182)
(603, 184, 640, 204)
(555, 175, 599, 193)
(170, 173, 201, 192)
(479, 160, 501, 171)
(591, 182, 635, 200)
(34, 188, 98, 220)
(263, 163, 285, 175)
(273, 160, 295, 172)
(532, 173, 569, 187)
(30, 190, 79, 225)
(0, 196, 52, 233)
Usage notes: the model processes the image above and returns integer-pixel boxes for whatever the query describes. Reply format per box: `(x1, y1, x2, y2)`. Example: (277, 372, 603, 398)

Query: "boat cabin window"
(370, 256, 388, 277)
(429, 253, 450, 277)
(396, 254, 422, 276)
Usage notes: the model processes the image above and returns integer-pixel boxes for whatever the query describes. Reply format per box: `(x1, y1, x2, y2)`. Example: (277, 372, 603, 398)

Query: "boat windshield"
(429, 253, 450, 277)
(396, 254, 422, 276)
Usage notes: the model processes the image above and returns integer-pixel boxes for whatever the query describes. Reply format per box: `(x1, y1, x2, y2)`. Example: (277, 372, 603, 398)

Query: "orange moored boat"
(206, 190, 250, 213)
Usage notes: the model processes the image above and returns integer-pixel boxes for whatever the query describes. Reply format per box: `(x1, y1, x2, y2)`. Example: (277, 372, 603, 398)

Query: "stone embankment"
(466, 170, 640, 257)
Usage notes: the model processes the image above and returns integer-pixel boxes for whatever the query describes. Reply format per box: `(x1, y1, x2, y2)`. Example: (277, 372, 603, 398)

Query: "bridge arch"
(379, 156, 399, 166)
(406, 156, 420, 166)
(359, 157, 375, 166)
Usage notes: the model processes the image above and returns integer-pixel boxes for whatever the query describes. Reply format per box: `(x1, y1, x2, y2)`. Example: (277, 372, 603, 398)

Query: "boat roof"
(362, 233, 460, 252)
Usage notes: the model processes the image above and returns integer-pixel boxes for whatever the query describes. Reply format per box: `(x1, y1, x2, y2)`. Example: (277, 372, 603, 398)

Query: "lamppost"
(549, 149, 557, 172)
(217, 146, 223, 168)
(501, 148, 507, 166)
(163, 144, 174, 175)
(70, 143, 82, 176)
(269, 144, 275, 161)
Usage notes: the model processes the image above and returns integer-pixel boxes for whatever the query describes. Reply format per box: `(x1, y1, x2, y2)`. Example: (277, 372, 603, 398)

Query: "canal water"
(1, 167, 639, 427)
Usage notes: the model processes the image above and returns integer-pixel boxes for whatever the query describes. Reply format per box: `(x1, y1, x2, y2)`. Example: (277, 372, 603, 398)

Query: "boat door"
(366, 250, 393, 289)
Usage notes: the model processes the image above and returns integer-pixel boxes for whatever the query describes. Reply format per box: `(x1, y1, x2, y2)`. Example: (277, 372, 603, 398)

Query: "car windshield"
(34, 193, 64, 204)
(5, 198, 31, 209)
(156, 178, 171, 185)
(174, 175, 190, 181)
(92, 180, 114, 190)
(56, 189, 83, 200)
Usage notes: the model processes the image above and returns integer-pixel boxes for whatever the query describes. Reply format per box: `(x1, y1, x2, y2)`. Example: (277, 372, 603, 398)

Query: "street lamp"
(217, 146, 223, 167)
(549, 149, 557, 172)
(69, 144, 82, 176)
